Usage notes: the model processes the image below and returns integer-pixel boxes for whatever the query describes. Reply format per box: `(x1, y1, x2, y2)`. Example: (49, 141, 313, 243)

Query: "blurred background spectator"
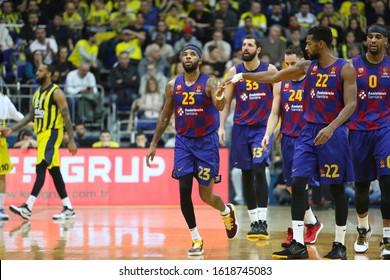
(92, 129, 119, 148)
(109, 51, 140, 111)
(129, 130, 149, 148)
(128, 76, 162, 133)
(13, 129, 37, 150)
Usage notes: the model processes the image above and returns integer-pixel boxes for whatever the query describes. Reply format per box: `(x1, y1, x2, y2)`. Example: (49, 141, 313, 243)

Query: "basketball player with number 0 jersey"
(348, 23, 390, 259)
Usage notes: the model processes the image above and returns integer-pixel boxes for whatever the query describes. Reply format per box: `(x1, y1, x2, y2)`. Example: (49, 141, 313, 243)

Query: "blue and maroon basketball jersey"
(348, 55, 390, 131)
(280, 79, 307, 137)
(305, 59, 347, 124)
(233, 62, 273, 126)
(173, 73, 219, 138)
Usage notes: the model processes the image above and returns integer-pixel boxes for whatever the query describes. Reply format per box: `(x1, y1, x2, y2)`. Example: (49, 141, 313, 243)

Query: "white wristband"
(231, 72, 243, 83)
(216, 93, 225, 101)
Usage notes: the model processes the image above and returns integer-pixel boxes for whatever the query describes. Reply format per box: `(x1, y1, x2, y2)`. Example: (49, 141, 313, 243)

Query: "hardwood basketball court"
(0, 205, 384, 260)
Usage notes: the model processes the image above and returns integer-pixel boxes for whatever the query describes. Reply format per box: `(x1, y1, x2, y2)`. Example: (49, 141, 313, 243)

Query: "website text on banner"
(5, 149, 229, 206)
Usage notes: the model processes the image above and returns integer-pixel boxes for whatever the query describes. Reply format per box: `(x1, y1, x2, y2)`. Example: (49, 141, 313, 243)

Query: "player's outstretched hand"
(224, 73, 243, 85)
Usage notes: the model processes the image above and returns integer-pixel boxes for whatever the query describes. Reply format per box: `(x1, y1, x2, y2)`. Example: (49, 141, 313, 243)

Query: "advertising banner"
(5, 148, 229, 206)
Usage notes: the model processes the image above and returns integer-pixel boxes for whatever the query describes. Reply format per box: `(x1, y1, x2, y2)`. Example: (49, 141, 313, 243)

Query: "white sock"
(257, 207, 267, 222)
(357, 215, 369, 229)
(62, 197, 72, 209)
(335, 225, 347, 245)
(383, 227, 390, 239)
(248, 209, 258, 223)
(292, 220, 305, 245)
(0, 193, 5, 209)
(62, 229, 71, 240)
(26, 195, 37, 210)
(220, 205, 230, 216)
(304, 207, 317, 225)
(190, 227, 201, 240)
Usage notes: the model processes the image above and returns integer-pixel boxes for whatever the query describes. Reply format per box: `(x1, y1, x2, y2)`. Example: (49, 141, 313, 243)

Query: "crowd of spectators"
(2, 0, 388, 206)
(1, 0, 390, 147)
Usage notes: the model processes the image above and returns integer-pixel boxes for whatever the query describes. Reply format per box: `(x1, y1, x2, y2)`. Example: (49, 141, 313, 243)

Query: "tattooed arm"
(53, 88, 77, 155)
(207, 75, 226, 111)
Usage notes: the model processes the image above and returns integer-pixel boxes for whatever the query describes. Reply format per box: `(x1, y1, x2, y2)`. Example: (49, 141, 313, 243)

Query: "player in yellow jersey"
(0, 92, 24, 220)
(0, 64, 78, 220)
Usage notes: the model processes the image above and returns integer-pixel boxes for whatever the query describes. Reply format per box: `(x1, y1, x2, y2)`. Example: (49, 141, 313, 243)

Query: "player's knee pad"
(291, 177, 308, 197)
(354, 181, 370, 214)
(354, 181, 370, 195)
(330, 183, 345, 197)
(253, 162, 266, 178)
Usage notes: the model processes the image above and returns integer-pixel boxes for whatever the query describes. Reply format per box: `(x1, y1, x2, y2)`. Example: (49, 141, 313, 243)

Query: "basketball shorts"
(281, 134, 319, 187)
(230, 124, 273, 170)
(173, 131, 220, 186)
(0, 138, 13, 175)
(292, 123, 354, 184)
(37, 129, 63, 169)
(349, 125, 390, 182)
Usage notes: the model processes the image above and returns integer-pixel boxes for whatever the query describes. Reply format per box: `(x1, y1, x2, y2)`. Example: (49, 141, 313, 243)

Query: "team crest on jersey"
(284, 103, 290, 112)
(194, 84, 203, 94)
(328, 66, 337, 77)
(380, 67, 389, 78)
(283, 82, 291, 91)
(380, 160, 385, 168)
(357, 67, 365, 78)
(176, 84, 183, 94)
(358, 90, 366, 99)
(177, 107, 184, 116)
(240, 92, 248, 101)
(320, 169, 325, 177)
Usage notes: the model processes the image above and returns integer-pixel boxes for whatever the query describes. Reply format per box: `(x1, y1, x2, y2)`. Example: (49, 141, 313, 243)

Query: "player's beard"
(182, 61, 199, 72)
(36, 76, 45, 84)
(242, 51, 257, 62)
(307, 51, 319, 60)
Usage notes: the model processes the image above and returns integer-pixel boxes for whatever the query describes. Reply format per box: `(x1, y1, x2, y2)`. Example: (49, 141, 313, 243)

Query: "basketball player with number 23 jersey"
(146, 44, 238, 257)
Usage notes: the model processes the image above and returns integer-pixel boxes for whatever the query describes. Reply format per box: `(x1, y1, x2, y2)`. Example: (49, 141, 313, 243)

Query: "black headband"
(181, 44, 202, 58)
(368, 24, 388, 38)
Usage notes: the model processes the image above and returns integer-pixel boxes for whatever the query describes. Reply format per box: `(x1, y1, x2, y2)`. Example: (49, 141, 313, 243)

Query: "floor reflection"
(0, 206, 384, 260)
